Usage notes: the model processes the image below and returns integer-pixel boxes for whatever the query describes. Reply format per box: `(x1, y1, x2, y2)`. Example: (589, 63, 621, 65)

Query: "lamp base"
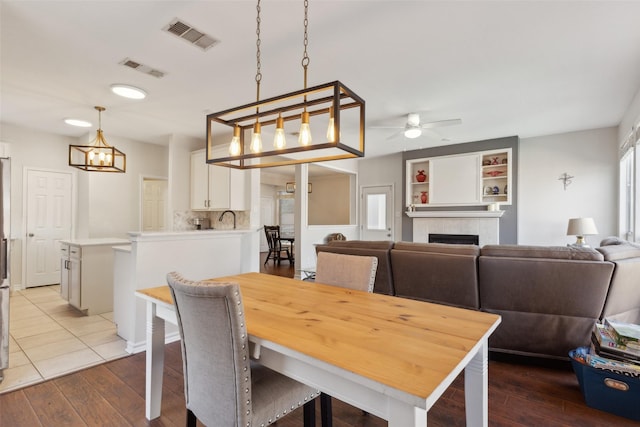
(571, 236, 590, 248)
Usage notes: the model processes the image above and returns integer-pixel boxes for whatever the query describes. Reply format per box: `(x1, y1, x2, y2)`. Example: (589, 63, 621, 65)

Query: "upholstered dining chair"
(314, 251, 378, 292)
(313, 252, 379, 426)
(166, 272, 320, 427)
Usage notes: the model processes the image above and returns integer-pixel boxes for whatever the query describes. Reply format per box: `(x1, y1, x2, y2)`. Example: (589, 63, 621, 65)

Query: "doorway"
(24, 169, 73, 288)
(360, 184, 394, 241)
(141, 178, 168, 232)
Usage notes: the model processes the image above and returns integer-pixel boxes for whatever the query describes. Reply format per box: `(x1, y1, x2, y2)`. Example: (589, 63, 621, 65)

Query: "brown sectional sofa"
(315, 239, 640, 359)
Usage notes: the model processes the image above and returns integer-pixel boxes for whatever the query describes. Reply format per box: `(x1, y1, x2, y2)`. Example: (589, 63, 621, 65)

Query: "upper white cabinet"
(190, 149, 247, 211)
(406, 148, 512, 207)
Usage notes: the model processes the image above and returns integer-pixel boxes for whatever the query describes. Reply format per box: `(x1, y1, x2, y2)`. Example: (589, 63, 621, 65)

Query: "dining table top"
(138, 272, 500, 402)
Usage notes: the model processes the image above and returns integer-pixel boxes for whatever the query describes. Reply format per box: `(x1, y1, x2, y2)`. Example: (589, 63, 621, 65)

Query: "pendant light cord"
(302, 0, 309, 99)
(255, 0, 262, 114)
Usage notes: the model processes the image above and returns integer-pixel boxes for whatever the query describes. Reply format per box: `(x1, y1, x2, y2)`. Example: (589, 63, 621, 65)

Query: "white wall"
(518, 127, 618, 245)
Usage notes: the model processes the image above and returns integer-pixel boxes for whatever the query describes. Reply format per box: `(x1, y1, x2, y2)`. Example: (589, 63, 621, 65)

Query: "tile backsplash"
(173, 210, 249, 231)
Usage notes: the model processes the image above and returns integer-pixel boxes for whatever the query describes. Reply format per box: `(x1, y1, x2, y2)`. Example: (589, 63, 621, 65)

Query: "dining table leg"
(464, 339, 489, 427)
(145, 300, 166, 420)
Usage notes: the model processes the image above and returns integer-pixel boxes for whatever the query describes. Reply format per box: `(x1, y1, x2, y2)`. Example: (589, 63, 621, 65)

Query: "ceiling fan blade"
(420, 118, 462, 129)
(385, 130, 404, 140)
(369, 125, 405, 129)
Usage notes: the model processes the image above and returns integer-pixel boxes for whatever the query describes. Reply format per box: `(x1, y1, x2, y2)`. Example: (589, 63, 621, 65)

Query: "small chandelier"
(68, 106, 126, 173)
(206, 0, 365, 169)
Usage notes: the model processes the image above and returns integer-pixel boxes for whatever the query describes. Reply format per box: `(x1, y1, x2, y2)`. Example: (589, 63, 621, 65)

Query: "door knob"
(28, 233, 34, 237)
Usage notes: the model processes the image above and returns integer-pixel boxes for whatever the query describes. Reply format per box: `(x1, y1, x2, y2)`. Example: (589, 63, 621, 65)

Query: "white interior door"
(142, 178, 168, 232)
(25, 169, 72, 287)
(361, 185, 394, 241)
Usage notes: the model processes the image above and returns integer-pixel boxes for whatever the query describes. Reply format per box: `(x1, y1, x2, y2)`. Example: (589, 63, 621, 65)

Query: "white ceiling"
(2, 1, 640, 159)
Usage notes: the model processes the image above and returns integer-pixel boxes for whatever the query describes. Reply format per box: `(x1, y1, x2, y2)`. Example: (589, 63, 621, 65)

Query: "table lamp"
(566, 217, 598, 247)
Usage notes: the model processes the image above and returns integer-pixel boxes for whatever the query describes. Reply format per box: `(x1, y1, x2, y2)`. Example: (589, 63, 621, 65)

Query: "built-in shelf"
(405, 210, 505, 218)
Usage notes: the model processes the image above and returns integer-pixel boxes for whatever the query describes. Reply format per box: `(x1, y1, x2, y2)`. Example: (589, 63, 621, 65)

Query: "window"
(619, 125, 639, 242)
(366, 193, 386, 230)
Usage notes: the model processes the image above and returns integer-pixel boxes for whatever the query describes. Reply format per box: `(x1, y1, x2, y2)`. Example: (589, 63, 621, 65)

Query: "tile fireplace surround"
(406, 210, 504, 246)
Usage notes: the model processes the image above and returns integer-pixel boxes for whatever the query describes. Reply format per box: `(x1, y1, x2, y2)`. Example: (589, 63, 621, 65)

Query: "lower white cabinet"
(59, 238, 129, 315)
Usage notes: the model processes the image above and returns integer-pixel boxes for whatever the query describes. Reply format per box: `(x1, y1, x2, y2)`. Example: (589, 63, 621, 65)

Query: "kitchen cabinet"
(190, 149, 247, 211)
(59, 238, 129, 315)
(406, 148, 511, 207)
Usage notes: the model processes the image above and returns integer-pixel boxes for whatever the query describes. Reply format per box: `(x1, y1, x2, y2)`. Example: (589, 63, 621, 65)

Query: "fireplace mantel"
(406, 210, 504, 218)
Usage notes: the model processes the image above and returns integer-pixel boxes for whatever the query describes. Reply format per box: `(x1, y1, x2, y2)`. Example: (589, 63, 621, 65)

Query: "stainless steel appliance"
(0, 156, 10, 382)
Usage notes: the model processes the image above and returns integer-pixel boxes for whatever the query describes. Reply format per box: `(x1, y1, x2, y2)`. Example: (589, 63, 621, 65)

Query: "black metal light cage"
(206, 80, 365, 169)
(68, 144, 126, 173)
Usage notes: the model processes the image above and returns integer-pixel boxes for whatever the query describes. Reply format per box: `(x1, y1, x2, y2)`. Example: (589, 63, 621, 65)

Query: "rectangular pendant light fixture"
(206, 80, 365, 169)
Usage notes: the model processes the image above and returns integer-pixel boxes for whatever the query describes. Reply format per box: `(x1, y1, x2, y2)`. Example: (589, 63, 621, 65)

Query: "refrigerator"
(0, 156, 9, 382)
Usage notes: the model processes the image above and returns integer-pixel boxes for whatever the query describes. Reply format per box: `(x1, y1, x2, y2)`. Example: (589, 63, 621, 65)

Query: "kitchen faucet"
(219, 210, 236, 229)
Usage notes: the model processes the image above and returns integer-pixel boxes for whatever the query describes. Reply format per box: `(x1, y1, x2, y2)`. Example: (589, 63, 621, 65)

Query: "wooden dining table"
(136, 272, 501, 426)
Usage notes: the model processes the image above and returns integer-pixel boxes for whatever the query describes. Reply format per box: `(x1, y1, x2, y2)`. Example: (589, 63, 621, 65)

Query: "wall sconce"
(286, 182, 312, 193)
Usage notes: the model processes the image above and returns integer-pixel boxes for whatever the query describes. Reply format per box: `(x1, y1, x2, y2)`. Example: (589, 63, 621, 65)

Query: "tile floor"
(1, 284, 128, 394)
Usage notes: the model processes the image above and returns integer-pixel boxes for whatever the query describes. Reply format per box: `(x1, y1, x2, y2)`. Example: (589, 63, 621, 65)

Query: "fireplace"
(429, 233, 479, 245)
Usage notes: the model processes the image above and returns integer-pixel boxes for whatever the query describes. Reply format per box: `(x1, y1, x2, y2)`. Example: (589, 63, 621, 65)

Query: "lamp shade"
(566, 218, 598, 236)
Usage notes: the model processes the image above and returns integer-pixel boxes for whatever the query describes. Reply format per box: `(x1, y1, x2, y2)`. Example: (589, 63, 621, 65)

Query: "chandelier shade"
(206, 80, 365, 169)
(68, 106, 126, 173)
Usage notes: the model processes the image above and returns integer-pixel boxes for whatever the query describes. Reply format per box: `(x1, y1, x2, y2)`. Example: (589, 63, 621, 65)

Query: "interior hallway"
(1, 285, 127, 394)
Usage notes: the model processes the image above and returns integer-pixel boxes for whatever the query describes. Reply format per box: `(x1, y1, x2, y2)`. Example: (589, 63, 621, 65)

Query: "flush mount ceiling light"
(206, 0, 365, 169)
(64, 118, 92, 128)
(110, 84, 147, 100)
(68, 106, 126, 173)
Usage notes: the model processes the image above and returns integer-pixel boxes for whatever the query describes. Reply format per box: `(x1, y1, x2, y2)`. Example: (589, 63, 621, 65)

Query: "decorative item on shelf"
(501, 158, 508, 164)
(415, 170, 427, 182)
(484, 186, 493, 195)
(68, 106, 126, 173)
(504, 184, 508, 194)
(408, 204, 415, 212)
(492, 186, 499, 195)
(485, 170, 504, 177)
(285, 182, 312, 193)
(205, 0, 365, 169)
(482, 159, 491, 166)
(566, 217, 598, 247)
(491, 157, 499, 165)
(420, 191, 428, 204)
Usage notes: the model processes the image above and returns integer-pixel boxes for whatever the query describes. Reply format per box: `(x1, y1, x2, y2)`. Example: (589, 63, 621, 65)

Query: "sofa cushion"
(393, 241, 479, 256)
(597, 243, 640, 261)
(480, 244, 604, 261)
(391, 242, 479, 309)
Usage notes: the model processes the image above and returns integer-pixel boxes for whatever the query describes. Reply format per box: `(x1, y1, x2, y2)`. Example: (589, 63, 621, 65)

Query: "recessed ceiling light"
(64, 118, 92, 127)
(111, 84, 147, 100)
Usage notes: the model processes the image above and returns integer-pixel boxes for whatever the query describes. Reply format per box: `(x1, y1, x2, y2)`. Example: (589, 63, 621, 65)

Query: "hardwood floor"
(1, 255, 637, 426)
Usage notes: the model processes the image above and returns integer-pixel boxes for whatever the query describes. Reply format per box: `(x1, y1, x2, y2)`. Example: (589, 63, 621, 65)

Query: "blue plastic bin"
(569, 349, 640, 421)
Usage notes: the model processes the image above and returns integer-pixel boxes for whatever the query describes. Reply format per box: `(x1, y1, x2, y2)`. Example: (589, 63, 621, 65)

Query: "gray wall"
(401, 136, 519, 243)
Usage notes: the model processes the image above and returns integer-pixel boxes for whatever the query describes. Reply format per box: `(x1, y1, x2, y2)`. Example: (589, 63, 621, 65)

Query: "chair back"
(314, 252, 378, 293)
(264, 225, 281, 250)
(167, 272, 252, 427)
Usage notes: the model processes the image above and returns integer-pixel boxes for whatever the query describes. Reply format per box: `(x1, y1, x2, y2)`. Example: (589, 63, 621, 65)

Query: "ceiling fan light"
(404, 127, 422, 139)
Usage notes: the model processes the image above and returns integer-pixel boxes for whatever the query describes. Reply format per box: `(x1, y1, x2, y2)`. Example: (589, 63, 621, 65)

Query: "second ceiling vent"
(163, 19, 219, 51)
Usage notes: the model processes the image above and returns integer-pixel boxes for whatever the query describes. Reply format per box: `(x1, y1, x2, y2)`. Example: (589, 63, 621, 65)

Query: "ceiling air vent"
(163, 18, 219, 51)
(119, 58, 166, 79)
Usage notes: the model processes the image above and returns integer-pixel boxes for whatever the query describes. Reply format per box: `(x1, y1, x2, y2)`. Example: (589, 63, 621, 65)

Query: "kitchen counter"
(61, 237, 130, 246)
(115, 227, 260, 353)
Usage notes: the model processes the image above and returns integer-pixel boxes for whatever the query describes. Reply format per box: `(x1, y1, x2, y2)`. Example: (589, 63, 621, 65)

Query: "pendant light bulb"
(229, 125, 242, 156)
(326, 106, 336, 142)
(274, 115, 287, 150)
(250, 121, 262, 153)
(298, 111, 312, 146)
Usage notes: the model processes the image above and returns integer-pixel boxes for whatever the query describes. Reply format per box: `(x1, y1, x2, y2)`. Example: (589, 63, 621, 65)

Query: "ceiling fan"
(371, 113, 462, 140)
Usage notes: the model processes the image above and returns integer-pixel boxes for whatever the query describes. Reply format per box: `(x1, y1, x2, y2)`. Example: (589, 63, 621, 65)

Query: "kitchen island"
(113, 229, 260, 353)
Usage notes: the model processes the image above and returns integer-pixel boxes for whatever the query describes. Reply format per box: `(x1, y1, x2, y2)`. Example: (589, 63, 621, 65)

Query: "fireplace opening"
(428, 233, 479, 245)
